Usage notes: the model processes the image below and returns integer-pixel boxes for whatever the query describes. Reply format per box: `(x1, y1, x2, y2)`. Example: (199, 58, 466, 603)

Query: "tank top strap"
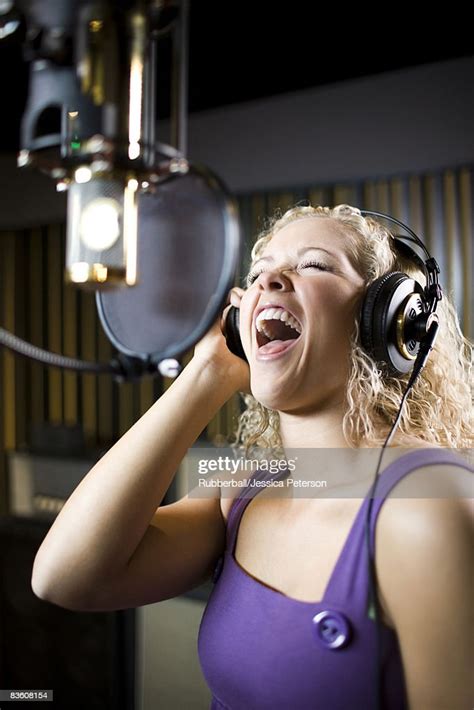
(368, 447, 474, 555)
(226, 467, 289, 552)
(320, 447, 473, 607)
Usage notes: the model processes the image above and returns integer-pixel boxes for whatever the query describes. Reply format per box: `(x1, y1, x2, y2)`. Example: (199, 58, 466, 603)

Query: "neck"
(279, 400, 350, 449)
(276, 404, 426, 494)
(278, 405, 374, 494)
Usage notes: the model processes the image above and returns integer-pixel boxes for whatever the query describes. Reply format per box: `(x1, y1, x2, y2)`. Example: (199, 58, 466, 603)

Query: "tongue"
(258, 339, 296, 355)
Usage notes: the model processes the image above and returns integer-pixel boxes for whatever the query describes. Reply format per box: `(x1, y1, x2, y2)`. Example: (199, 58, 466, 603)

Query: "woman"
(32, 205, 473, 709)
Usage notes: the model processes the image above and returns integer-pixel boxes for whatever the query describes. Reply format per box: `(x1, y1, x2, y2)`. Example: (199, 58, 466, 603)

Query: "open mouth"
(255, 306, 302, 355)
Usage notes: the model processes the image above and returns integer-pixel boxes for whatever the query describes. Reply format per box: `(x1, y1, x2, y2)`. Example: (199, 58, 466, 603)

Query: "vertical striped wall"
(237, 167, 473, 339)
(0, 224, 164, 513)
(0, 166, 472, 512)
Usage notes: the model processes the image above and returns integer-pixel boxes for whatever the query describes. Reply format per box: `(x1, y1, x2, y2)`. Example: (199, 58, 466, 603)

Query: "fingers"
(229, 286, 245, 308)
(220, 304, 230, 331)
(220, 286, 244, 334)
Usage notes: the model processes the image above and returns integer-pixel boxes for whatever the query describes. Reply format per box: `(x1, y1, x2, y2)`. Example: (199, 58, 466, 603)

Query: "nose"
(256, 269, 293, 291)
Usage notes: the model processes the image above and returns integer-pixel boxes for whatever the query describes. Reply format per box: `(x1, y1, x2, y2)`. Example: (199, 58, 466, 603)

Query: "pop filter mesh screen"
(96, 169, 240, 361)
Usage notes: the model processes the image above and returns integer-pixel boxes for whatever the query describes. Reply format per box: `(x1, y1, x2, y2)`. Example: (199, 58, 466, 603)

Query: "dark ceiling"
(1, 3, 472, 152)
(185, 8, 473, 115)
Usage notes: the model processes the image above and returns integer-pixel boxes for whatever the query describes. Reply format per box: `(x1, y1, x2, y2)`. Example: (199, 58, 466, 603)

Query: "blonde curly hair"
(231, 204, 473, 453)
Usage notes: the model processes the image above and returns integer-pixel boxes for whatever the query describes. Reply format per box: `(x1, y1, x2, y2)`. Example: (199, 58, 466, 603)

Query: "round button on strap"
(312, 610, 352, 650)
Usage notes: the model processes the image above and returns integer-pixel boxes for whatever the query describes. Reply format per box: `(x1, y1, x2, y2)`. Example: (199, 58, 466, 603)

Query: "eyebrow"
(251, 246, 339, 268)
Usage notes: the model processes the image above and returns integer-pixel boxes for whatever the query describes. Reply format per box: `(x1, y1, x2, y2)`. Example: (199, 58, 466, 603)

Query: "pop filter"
(95, 163, 240, 368)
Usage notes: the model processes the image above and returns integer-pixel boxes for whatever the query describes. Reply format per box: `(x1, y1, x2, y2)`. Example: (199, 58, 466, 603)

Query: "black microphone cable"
(364, 318, 440, 710)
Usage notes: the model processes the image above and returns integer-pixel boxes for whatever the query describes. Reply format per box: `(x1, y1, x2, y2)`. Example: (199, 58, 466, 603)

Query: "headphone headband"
(360, 209, 443, 317)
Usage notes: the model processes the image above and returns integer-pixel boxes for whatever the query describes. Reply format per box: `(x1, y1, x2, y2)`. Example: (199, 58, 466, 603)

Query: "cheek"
(238, 295, 254, 351)
(311, 288, 360, 345)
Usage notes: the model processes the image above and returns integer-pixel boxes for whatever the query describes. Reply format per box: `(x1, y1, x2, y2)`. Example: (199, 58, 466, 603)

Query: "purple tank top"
(198, 448, 473, 710)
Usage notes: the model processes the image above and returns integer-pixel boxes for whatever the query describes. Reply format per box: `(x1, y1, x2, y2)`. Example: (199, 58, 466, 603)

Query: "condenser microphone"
(63, 1, 144, 289)
(15, 0, 197, 292)
(1, 0, 242, 380)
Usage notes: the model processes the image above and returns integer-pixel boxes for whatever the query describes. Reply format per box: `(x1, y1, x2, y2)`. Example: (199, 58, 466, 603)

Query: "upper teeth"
(256, 307, 302, 334)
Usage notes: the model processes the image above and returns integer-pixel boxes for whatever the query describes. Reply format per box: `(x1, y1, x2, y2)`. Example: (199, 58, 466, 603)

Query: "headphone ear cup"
(224, 306, 248, 362)
(360, 272, 425, 376)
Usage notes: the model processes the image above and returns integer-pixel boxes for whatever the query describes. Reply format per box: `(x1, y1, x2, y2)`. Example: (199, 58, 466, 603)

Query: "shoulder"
(375, 470, 473, 707)
(383, 439, 473, 498)
(377, 490, 473, 569)
(376, 441, 473, 590)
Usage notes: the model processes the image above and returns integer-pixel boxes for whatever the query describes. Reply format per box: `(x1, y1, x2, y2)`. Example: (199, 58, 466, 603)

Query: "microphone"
(17, 0, 149, 289)
(1, 0, 241, 380)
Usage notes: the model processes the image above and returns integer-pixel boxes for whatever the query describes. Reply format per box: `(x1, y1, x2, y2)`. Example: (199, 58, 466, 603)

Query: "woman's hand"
(193, 287, 250, 394)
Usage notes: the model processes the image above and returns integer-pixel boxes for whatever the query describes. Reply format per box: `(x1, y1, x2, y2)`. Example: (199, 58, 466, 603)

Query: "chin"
(251, 377, 346, 417)
(250, 383, 282, 410)
(250, 381, 301, 413)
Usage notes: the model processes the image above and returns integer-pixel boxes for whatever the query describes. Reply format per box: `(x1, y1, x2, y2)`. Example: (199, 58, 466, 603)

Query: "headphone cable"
(364, 318, 440, 709)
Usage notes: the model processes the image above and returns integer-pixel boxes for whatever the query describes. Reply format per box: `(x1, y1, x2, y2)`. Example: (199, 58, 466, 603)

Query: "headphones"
(224, 210, 442, 377)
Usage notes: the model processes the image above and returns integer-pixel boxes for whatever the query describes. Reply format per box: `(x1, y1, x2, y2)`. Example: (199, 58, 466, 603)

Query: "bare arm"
(31, 290, 249, 610)
(377, 475, 474, 710)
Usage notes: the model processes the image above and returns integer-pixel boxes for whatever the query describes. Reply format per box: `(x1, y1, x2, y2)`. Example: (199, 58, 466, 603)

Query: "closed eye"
(246, 269, 266, 286)
(246, 261, 333, 286)
(299, 260, 332, 273)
